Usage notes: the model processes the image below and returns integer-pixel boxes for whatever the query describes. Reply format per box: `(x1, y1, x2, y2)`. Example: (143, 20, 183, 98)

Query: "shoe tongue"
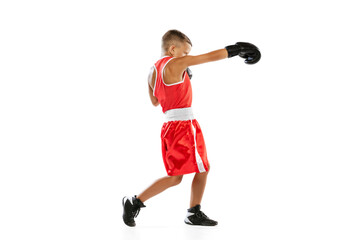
(133, 196, 146, 208)
(189, 204, 201, 212)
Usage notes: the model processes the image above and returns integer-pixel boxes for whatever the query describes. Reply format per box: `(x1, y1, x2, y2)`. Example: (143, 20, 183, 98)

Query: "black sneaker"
(184, 204, 218, 226)
(122, 195, 146, 227)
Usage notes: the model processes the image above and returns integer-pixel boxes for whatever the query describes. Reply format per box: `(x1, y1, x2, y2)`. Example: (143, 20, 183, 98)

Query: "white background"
(1, 0, 359, 239)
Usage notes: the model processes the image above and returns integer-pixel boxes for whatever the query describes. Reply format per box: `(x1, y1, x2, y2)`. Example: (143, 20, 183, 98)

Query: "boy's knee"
(171, 175, 183, 186)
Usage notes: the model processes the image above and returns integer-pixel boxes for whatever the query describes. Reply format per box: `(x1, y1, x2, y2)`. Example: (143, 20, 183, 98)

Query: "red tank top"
(153, 56, 192, 113)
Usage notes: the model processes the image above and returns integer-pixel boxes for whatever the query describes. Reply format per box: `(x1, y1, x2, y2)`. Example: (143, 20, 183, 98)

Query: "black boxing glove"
(225, 42, 261, 64)
(237, 42, 261, 64)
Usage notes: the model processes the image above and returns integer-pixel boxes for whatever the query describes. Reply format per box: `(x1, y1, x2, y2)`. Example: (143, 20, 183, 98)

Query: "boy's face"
(170, 41, 192, 57)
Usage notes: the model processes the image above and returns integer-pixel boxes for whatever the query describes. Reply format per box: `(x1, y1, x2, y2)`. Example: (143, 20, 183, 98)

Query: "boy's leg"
(123, 175, 183, 227)
(190, 171, 209, 207)
(137, 175, 183, 203)
(185, 169, 217, 226)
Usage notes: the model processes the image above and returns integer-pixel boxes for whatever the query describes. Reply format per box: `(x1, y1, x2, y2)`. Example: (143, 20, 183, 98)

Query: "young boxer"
(122, 30, 260, 227)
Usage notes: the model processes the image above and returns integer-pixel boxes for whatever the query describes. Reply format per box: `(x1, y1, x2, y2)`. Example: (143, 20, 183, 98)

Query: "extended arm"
(168, 42, 261, 79)
(171, 49, 228, 71)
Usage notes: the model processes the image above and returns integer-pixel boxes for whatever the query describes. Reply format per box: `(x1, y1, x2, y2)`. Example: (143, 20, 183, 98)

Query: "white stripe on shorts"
(191, 119, 206, 173)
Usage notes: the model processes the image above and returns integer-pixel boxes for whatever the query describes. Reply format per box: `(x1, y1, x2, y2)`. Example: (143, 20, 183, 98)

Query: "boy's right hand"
(225, 42, 261, 64)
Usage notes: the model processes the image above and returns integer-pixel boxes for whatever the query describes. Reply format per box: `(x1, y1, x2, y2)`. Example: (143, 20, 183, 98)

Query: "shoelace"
(132, 206, 141, 218)
(195, 211, 208, 219)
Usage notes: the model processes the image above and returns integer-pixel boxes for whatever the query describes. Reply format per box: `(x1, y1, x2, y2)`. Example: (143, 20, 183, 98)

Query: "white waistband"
(164, 107, 194, 122)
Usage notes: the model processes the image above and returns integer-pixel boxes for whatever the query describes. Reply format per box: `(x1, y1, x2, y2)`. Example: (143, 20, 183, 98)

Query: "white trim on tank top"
(152, 65, 157, 97)
(152, 56, 171, 97)
(148, 66, 153, 86)
(161, 57, 186, 86)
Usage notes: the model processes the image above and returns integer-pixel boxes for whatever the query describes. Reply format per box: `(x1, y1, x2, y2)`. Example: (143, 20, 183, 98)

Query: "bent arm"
(148, 84, 159, 106)
(147, 66, 159, 106)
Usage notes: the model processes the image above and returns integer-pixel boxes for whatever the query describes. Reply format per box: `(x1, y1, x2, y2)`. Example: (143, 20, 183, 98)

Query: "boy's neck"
(162, 52, 172, 57)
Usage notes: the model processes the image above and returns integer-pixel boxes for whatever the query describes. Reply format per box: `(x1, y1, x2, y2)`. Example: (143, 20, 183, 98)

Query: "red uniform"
(152, 56, 210, 176)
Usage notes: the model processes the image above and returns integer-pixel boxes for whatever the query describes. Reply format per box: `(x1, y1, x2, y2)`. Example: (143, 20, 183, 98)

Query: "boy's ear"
(169, 45, 176, 55)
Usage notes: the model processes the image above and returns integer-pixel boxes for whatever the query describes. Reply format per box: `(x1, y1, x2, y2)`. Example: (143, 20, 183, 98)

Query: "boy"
(122, 30, 260, 227)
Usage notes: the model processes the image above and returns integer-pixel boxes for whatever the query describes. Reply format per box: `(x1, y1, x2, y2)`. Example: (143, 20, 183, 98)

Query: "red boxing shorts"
(161, 107, 210, 176)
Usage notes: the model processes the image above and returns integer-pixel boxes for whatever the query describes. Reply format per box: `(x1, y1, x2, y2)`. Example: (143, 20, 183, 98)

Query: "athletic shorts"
(161, 107, 210, 176)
